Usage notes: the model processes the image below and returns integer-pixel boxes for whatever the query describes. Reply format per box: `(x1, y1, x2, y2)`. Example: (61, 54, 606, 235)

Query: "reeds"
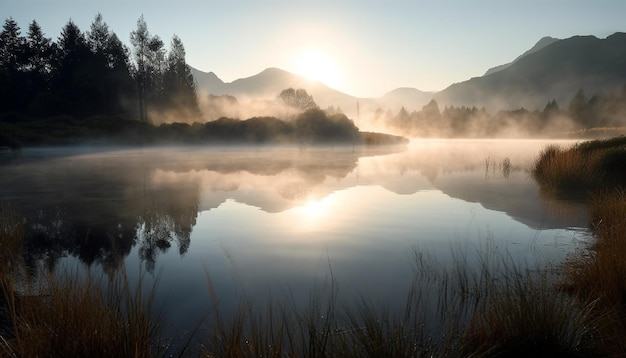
(531, 137, 626, 196)
(0, 208, 161, 358)
(556, 189, 626, 354)
(2, 268, 160, 358)
(194, 247, 609, 358)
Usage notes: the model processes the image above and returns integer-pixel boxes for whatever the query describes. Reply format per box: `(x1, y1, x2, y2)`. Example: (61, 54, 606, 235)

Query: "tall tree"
(104, 32, 136, 116)
(163, 35, 200, 119)
(87, 13, 109, 56)
(568, 88, 589, 126)
(0, 18, 27, 112)
(130, 16, 150, 121)
(86, 13, 135, 116)
(25, 20, 54, 76)
(278, 88, 317, 111)
(24, 20, 55, 115)
(54, 19, 94, 115)
(130, 16, 165, 122)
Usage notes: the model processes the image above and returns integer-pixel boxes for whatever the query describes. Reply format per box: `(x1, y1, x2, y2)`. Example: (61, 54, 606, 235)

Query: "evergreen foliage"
(0, 15, 201, 122)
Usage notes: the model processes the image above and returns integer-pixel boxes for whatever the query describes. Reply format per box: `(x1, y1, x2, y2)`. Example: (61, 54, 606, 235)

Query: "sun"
(292, 48, 342, 89)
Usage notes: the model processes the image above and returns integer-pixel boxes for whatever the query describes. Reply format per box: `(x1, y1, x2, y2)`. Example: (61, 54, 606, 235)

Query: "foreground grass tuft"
(0, 209, 161, 358)
(531, 137, 626, 196)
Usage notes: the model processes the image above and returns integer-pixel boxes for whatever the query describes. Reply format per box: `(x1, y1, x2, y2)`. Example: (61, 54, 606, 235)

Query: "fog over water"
(0, 139, 590, 336)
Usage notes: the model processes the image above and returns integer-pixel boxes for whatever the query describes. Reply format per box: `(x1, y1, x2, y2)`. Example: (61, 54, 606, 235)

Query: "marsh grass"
(484, 156, 512, 178)
(462, 266, 603, 357)
(557, 189, 626, 353)
(194, 247, 609, 358)
(0, 207, 162, 358)
(531, 137, 626, 196)
(0, 266, 162, 358)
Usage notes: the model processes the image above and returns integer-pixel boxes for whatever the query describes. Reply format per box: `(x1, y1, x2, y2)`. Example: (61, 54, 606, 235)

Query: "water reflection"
(0, 140, 587, 274)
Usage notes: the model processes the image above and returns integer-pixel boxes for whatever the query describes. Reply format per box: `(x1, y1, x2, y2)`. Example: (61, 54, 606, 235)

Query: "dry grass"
(462, 267, 603, 357)
(2, 268, 160, 357)
(531, 137, 626, 197)
(557, 189, 626, 354)
(0, 206, 162, 358)
(531, 137, 626, 355)
(195, 249, 610, 358)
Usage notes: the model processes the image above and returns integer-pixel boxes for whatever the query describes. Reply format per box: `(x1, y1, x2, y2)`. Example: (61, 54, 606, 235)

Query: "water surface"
(0, 139, 590, 337)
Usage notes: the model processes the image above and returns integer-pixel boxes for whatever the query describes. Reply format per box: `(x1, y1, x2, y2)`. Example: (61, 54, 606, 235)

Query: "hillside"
(483, 36, 560, 76)
(192, 67, 360, 115)
(434, 33, 626, 111)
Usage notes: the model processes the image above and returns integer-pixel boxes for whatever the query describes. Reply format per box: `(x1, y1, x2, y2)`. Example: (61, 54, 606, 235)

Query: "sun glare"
(300, 199, 325, 219)
(291, 197, 333, 232)
(292, 48, 342, 90)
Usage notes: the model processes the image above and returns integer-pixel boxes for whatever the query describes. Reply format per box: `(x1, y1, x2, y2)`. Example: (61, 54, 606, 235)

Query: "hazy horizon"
(3, 0, 625, 97)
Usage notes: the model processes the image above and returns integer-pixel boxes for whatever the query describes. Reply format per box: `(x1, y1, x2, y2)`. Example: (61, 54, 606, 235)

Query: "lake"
(0, 139, 590, 340)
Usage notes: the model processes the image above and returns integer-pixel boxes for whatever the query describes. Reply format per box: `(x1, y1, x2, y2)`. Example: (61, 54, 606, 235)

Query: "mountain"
(192, 67, 438, 118)
(434, 32, 626, 111)
(192, 67, 360, 115)
(483, 36, 560, 76)
(377, 87, 435, 112)
(192, 70, 225, 94)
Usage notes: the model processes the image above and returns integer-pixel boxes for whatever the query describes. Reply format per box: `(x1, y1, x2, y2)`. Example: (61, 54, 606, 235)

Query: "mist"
(357, 85, 626, 139)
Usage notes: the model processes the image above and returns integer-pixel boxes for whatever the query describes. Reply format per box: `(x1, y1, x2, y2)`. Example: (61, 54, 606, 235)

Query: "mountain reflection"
(0, 146, 398, 271)
(0, 141, 586, 273)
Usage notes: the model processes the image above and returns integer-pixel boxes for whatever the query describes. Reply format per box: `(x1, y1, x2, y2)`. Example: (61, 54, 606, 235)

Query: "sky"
(3, 0, 626, 98)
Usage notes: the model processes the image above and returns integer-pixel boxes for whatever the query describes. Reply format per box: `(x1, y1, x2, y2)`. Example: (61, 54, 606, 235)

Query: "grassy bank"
(0, 206, 160, 357)
(532, 136, 626, 354)
(0, 207, 612, 357)
(531, 136, 626, 197)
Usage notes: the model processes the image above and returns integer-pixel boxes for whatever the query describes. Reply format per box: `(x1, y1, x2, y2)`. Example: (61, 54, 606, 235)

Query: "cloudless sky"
(3, 0, 625, 97)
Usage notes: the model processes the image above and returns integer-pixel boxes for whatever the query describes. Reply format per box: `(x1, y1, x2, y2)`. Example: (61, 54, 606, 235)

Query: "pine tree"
(163, 35, 200, 119)
(130, 16, 166, 121)
(0, 18, 27, 112)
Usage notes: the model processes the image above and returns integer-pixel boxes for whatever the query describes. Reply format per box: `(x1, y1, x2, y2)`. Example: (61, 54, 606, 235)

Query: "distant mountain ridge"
(483, 36, 560, 76)
(191, 67, 434, 117)
(192, 67, 360, 114)
(435, 32, 626, 111)
(193, 32, 626, 115)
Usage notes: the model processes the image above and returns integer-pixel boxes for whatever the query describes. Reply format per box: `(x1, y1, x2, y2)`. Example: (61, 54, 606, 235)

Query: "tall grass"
(531, 137, 626, 355)
(557, 189, 626, 354)
(531, 137, 626, 196)
(2, 268, 160, 357)
(195, 247, 608, 358)
(0, 206, 162, 358)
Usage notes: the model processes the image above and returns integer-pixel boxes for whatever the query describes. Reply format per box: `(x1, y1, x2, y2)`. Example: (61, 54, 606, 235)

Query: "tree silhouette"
(278, 88, 318, 111)
(162, 35, 201, 119)
(130, 16, 152, 122)
(568, 88, 589, 124)
(0, 18, 27, 112)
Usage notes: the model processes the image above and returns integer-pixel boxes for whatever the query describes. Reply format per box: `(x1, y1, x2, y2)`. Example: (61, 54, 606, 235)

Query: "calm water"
(0, 139, 590, 337)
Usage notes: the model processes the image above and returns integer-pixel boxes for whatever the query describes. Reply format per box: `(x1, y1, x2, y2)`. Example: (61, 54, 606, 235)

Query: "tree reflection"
(135, 180, 199, 272)
(0, 146, 401, 274)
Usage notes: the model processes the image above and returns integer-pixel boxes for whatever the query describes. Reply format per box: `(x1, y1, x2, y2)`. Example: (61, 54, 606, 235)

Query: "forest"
(381, 87, 626, 138)
(3, 14, 625, 148)
(0, 14, 199, 122)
